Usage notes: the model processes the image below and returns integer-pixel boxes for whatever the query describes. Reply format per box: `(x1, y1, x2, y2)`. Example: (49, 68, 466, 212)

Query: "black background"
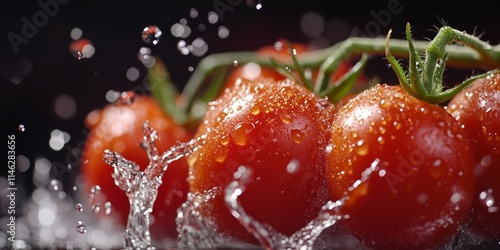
(1, 0, 500, 216)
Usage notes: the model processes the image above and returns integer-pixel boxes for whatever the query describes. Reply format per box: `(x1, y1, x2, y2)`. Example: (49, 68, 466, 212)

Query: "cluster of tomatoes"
(80, 37, 499, 249)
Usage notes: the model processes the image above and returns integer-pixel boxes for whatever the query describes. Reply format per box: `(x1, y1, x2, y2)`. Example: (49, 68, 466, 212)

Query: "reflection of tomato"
(223, 39, 353, 91)
(326, 84, 476, 249)
(446, 74, 500, 240)
(81, 93, 193, 240)
(187, 78, 334, 244)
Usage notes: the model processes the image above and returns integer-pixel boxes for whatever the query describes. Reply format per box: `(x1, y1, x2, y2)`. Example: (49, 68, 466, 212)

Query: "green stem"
(148, 57, 184, 123)
(182, 29, 500, 112)
(387, 23, 500, 104)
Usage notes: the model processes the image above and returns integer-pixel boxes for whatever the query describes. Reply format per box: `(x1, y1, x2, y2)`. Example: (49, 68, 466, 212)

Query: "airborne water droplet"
(105, 201, 112, 215)
(142, 25, 162, 45)
(18, 124, 26, 132)
(91, 185, 102, 194)
(76, 221, 87, 234)
(51, 179, 60, 191)
(189, 8, 199, 18)
(92, 203, 100, 213)
(246, 0, 263, 10)
(74, 203, 83, 212)
(70, 38, 95, 60)
(218, 26, 230, 39)
(117, 91, 136, 105)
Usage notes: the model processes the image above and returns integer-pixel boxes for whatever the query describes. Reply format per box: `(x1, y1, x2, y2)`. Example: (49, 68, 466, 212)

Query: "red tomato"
(187, 78, 334, 243)
(326, 84, 476, 249)
(446, 73, 500, 240)
(223, 39, 353, 92)
(81, 93, 193, 240)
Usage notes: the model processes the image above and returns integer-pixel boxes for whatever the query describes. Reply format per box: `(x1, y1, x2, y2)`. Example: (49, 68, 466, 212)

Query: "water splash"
(103, 120, 205, 249)
(224, 159, 381, 249)
(176, 188, 226, 249)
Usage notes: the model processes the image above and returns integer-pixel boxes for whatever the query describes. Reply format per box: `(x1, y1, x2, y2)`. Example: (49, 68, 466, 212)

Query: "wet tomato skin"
(446, 73, 500, 240)
(81, 94, 193, 240)
(188, 78, 334, 243)
(326, 84, 476, 249)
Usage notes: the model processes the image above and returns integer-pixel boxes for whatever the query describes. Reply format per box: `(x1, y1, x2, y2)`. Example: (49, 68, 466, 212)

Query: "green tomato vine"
(147, 23, 500, 126)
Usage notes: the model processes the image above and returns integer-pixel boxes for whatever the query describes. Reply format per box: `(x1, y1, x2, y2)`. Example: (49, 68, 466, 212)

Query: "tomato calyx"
(267, 40, 370, 103)
(386, 22, 500, 104)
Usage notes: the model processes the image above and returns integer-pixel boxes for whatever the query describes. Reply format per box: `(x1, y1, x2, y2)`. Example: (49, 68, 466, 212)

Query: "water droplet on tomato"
(377, 136, 384, 144)
(142, 25, 162, 45)
(354, 139, 369, 156)
(250, 104, 261, 115)
(291, 129, 304, 144)
(286, 159, 300, 173)
(417, 193, 429, 204)
(350, 131, 358, 139)
(450, 193, 462, 203)
(231, 122, 254, 146)
(214, 148, 227, 163)
(218, 135, 230, 146)
(379, 99, 392, 108)
(433, 159, 442, 167)
(280, 113, 293, 124)
(325, 144, 333, 153)
(480, 155, 493, 167)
